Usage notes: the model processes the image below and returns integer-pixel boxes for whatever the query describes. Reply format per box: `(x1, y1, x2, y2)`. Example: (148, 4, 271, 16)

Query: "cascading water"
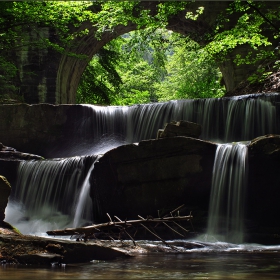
(5, 93, 280, 235)
(73, 155, 101, 228)
(65, 93, 279, 155)
(207, 143, 248, 244)
(125, 93, 278, 143)
(6, 155, 97, 235)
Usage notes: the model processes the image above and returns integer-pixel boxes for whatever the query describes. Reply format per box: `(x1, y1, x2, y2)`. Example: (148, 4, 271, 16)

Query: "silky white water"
(207, 143, 248, 243)
(73, 155, 101, 228)
(59, 93, 279, 157)
(6, 156, 98, 234)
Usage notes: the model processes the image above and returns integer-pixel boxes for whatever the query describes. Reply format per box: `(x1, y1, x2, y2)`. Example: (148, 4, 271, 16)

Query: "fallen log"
(46, 215, 193, 237)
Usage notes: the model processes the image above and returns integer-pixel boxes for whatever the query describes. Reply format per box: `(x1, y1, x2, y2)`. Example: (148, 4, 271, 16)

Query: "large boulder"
(0, 176, 11, 223)
(91, 136, 217, 225)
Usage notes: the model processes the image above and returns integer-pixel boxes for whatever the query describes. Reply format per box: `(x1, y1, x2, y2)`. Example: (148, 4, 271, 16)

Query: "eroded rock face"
(246, 134, 280, 243)
(0, 104, 69, 157)
(0, 104, 85, 158)
(0, 176, 11, 223)
(91, 136, 217, 224)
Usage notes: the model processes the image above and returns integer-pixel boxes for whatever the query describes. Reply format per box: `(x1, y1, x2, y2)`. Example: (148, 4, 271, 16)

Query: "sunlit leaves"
(91, 1, 136, 37)
(185, 6, 204, 20)
(77, 28, 225, 105)
(208, 1, 279, 64)
(154, 39, 225, 101)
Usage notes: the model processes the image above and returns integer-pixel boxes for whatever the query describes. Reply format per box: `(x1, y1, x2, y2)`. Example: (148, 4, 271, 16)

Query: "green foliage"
(1, 0, 280, 103)
(154, 38, 225, 101)
(0, 1, 95, 97)
(76, 45, 122, 104)
(0, 1, 94, 51)
(77, 28, 225, 105)
(185, 6, 205, 21)
(206, 1, 279, 64)
(0, 0, 188, 99)
(86, 1, 187, 38)
(113, 28, 170, 105)
(77, 0, 279, 105)
(247, 58, 280, 85)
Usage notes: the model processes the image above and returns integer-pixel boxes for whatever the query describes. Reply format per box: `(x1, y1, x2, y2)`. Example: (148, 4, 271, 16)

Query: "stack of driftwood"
(47, 205, 194, 246)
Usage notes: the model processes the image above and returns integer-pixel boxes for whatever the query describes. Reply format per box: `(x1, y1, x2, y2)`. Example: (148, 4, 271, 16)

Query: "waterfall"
(207, 143, 248, 243)
(73, 155, 101, 228)
(7, 156, 97, 234)
(6, 93, 279, 235)
(75, 93, 279, 148)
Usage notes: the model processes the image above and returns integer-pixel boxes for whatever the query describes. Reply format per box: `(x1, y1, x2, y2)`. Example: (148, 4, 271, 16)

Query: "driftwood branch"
(46, 215, 193, 237)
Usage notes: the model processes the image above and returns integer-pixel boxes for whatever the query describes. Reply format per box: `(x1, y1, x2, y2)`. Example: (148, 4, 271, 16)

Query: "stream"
(2, 249, 280, 279)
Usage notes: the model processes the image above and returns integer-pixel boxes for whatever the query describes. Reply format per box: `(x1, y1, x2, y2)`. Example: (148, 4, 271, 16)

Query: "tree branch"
(246, 1, 280, 33)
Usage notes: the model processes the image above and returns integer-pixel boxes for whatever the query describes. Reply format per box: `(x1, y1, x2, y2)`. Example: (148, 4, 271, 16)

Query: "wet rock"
(246, 134, 280, 241)
(0, 143, 44, 187)
(249, 134, 280, 157)
(0, 142, 44, 161)
(157, 120, 202, 139)
(46, 243, 66, 254)
(0, 233, 132, 265)
(16, 253, 63, 265)
(0, 176, 11, 223)
(91, 136, 217, 224)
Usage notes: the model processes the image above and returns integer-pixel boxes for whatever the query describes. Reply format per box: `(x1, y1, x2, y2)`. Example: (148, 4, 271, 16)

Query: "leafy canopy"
(1, 1, 280, 103)
(77, 28, 225, 105)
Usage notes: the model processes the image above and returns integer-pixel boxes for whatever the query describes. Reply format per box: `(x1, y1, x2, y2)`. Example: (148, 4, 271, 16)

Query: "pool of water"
(1, 243, 280, 279)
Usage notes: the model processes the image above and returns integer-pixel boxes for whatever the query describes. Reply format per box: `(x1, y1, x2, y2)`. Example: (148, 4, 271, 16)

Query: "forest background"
(0, 1, 279, 105)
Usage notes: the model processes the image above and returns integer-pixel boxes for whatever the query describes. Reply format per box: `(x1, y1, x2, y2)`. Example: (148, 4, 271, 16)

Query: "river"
(1, 248, 280, 279)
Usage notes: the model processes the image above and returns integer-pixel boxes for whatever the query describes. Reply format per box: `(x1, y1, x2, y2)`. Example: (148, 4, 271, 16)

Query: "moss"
(0, 221, 22, 235)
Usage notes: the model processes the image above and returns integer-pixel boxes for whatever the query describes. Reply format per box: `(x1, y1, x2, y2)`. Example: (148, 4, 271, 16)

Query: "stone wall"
(0, 104, 85, 158)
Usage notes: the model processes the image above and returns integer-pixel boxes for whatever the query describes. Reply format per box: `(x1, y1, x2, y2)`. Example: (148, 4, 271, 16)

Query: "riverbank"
(0, 222, 135, 265)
